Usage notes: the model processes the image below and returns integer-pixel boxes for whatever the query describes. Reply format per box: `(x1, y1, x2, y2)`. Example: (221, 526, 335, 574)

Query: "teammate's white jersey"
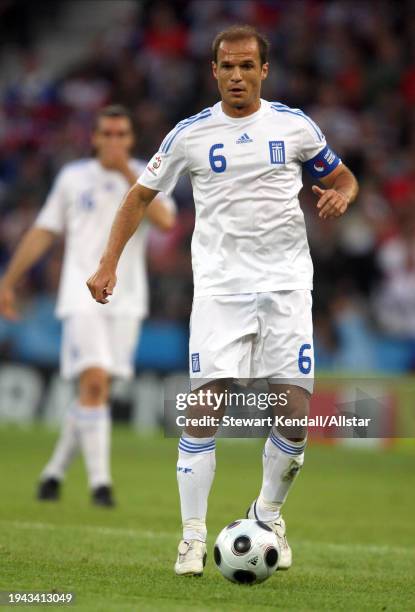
(138, 99, 341, 297)
(36, 158, 166, 318)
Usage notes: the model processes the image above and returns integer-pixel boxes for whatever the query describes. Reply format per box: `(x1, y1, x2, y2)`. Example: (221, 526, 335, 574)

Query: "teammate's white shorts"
(189, 290, 314, 393)
(61, 313, 142, 380)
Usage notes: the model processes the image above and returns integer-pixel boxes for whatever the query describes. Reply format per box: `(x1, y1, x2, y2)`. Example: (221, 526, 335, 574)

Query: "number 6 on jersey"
(209, 144, 227, 173)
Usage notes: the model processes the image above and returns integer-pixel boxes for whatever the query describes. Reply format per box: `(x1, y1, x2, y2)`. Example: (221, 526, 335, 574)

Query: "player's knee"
(79, 368, 109, 406)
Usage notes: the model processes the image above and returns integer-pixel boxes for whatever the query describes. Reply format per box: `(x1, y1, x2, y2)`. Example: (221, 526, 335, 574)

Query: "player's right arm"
(88, 124, 189, 304)
(0, 167, 68, 320)
(0, 228, 58, 320)
(87, 183, 158, 304)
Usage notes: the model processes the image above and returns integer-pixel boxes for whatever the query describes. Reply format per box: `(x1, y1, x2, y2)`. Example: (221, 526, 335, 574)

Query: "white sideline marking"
(0, 520, 175, 540)
(0, 519, 414, 557)
(299, 540, 415, 556)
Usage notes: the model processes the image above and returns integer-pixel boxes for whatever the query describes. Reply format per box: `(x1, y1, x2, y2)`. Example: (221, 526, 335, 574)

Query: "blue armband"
(302, 145, 341, 178)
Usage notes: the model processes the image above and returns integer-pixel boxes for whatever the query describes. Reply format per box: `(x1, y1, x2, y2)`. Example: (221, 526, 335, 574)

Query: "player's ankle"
(256, 496, 281, 522)
(183, 519, 207, 542)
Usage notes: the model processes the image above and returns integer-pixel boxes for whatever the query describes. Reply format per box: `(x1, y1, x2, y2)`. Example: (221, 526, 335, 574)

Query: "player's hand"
(86, 263, 117, 304)
(102, 151, 130, 175)
(101, 151, 137, 185)
(312, 185, 349, 219)
(0, 282, 19, 320)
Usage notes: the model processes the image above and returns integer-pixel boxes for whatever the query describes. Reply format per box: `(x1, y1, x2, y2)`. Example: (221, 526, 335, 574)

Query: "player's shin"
(177, 435, 216, 542)
(256, 427, 306, 521)
(77, 404, 112, 488)
(40, 402, 79, 481)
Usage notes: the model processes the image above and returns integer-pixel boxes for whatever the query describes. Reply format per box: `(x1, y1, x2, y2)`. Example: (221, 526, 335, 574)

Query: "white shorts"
(61, 313, 142, 380)
(189, 290, 314, 393)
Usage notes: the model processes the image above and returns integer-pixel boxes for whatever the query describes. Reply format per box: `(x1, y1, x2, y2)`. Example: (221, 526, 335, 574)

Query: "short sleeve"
(137, 129, 189, 195)
(35, 169, 68, 234)
(298, 115, 341, 178)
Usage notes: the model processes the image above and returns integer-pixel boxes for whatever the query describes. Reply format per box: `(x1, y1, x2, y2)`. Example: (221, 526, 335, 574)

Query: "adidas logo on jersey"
(236, 133, 253, 144)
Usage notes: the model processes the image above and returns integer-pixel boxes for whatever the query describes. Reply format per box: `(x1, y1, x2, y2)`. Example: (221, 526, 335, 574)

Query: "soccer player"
(0, 105, 175, 507)
(87, 26, 358, 569)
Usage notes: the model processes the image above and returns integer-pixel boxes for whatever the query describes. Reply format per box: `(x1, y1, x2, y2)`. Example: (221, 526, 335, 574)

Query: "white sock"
(177, 435, 216, 542)
(255, 427, 306, 522)
(76, 404, 111, 489)
(41, 403, 79, 481)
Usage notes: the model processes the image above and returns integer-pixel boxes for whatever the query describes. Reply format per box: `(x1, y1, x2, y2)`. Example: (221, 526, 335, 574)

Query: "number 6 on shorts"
(298, 343, 312, 374)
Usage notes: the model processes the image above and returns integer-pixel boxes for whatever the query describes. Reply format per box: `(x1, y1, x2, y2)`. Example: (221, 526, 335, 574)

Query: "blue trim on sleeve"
(161, 108, 212, 154)
(302, 145, 341, 178)
(270, 103, 324, 142)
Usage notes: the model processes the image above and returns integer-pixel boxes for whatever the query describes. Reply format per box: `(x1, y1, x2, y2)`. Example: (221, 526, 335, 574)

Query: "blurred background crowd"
(1, 0, 415, 375)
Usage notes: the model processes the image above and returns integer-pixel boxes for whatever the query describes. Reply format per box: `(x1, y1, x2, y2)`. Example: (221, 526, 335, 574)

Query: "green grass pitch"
(0, 426, 414, 611)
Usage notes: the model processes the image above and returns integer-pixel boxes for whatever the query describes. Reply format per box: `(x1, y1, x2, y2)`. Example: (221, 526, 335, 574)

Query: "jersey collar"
(214, 98, 268, 124)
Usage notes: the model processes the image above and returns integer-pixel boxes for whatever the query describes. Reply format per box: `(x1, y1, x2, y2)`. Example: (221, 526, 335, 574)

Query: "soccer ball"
(213, 518, 280, 584)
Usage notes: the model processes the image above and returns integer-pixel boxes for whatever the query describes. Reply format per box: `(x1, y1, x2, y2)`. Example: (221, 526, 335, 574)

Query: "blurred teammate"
(87, 26, 358, 568)
(0, 105, 175, 507)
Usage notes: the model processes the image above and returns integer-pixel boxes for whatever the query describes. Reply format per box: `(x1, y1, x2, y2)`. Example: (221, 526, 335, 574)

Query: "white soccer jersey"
(35, 158, 170, 318)
(138, 99, 341, 297)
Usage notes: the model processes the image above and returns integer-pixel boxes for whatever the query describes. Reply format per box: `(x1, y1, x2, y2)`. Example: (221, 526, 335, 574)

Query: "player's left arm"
(312, 163, 359, 220)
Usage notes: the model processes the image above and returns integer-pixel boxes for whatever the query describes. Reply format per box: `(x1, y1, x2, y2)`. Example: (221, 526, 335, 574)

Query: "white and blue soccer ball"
(213, 519, 280, 584)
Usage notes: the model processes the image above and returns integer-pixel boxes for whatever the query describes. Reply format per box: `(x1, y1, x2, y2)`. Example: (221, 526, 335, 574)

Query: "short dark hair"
(212, 25, 270, 66)
(94, 104, 134, 130)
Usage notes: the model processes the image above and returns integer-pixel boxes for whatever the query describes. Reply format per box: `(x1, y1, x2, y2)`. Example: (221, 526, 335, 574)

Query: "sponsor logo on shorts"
(191, 353, 201, 373)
